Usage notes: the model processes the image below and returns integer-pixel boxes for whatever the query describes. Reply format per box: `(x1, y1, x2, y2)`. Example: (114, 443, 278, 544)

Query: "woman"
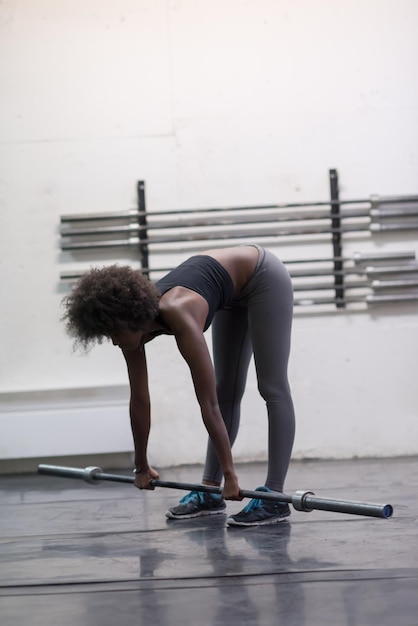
(62, 244, 295, 526)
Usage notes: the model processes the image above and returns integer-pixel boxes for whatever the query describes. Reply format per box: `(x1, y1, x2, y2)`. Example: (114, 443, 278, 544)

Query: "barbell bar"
(37, 464, 393, 519)
(60, 205, 418, 238)
(294, 293, 418, 307)
(59, 194, 418, 223)
(59, 251, 417, 283)
(279, 277, 418, 292)
(60, 220, 418, 251)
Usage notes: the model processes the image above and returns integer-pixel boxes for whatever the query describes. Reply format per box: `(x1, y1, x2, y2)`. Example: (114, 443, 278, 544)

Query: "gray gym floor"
(0, 457, 417, 626)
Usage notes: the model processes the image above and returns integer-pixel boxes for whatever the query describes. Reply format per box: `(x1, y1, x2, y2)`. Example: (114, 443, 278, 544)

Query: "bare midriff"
(198, 245, 259, 297)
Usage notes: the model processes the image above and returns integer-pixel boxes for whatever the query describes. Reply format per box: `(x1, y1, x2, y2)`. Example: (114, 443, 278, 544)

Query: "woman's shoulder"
(159, 287, 209, 331)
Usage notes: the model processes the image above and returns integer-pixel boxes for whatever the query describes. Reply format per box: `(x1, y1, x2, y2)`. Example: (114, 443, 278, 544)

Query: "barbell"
(38, 464, 393, 519)
(59, 193, 418, 224)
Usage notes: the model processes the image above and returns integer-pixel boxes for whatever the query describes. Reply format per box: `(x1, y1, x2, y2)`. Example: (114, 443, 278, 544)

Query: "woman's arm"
(122, 346, 159, 488)
(162, 299, 241, 500)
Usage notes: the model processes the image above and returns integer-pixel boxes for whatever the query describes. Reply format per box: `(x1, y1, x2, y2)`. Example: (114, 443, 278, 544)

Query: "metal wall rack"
(59, 170, 418, 309)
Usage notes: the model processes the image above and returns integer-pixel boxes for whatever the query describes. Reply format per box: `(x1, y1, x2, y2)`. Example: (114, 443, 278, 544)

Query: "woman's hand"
(222, 473, 243, 501)
(133, 466, 160, 490)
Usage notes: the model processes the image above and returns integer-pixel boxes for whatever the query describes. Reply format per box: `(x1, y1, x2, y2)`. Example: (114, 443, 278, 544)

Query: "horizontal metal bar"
(365, 264, 418, 275)
(289, 264, 418, 278)
(372, 278, 418, 290)
(294, 293, 418, 306)
(60, 224, 367, 250)
(60, 259, 418, 283)
(62, 224, 141, 237)
(61, 209, 139, 223)
(277, 252, 415, 265)
(61, 214, 336, 237)
(371, 205, 418, 218)
(294, 277, 418, 293)
(283, 251, 415, 266)
(58, 269, 418, 295)
(60, 194, 418, 223)
(371, 221, 418, 232)
(253, 251, 415, 265)
(60, 207, 375, 237)
(61, 238, 140, 250)
(370, 194, 418, 206)
(60, 206, 418, 237)
(60, 218, 418, 250)
(37, 464, 393, 519)
(60, 202, 364, 223)
(293, 296, 361, 306)
(293, 281, 367, 292)
(366, 293, 418, 304)
(352, 250, 416, 263)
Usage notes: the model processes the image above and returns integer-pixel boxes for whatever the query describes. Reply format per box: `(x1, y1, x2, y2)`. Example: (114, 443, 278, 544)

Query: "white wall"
(1, 0, 417, 466)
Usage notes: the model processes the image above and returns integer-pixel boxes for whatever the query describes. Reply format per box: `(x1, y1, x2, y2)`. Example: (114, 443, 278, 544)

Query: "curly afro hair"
(62, 265, 160, 350)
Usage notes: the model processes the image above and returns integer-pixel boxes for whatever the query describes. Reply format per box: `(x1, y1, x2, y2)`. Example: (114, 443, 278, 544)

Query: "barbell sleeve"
(37, 464, 393, 519)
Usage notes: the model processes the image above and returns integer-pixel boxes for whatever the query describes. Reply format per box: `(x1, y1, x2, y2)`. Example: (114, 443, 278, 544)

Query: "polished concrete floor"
(0, 457, 417, 626)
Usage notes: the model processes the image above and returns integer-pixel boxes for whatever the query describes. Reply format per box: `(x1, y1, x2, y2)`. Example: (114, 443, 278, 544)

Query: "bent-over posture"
(63, 245, 295, 526)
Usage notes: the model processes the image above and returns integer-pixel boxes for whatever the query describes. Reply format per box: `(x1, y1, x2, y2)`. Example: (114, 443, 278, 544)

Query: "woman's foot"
(227, 486, 291, 527)
(166, 491, 226, 519)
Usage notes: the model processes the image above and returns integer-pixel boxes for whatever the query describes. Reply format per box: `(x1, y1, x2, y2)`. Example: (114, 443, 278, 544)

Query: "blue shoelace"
(179, 490, 222, 504)
(241, 486, 272, 513)
(180, 490, 206, 504)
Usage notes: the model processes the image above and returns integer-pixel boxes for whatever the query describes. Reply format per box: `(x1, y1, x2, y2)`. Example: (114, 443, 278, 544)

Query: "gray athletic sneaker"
(227, 486, 291, 527)
(166, 490, 226, 519)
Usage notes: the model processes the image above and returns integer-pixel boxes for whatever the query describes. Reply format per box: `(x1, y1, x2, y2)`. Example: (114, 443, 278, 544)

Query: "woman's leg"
(202, 305, 253, 485)
(245, 249, 295, 493)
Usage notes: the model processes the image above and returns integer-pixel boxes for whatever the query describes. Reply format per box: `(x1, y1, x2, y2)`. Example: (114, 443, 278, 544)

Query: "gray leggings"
(202, 246, 295, 493)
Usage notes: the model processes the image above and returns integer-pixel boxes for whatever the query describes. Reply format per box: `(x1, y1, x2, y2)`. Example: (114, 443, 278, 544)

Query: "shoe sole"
(166, 508, 226, 520)
(226, 514, 290, 527)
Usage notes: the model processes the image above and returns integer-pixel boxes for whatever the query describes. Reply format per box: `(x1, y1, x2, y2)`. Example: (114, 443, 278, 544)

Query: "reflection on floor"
(0, 457, 417, 626)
